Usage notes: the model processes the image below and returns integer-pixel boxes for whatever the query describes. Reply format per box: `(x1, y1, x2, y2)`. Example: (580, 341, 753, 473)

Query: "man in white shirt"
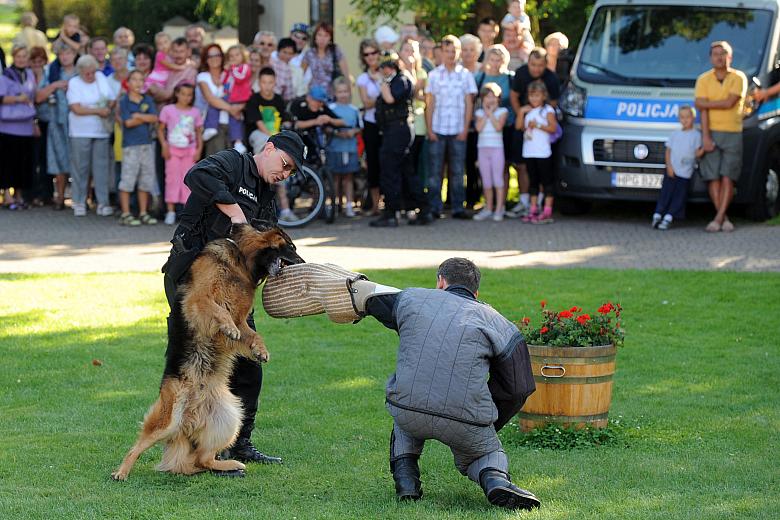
(425, 35, 477, 219)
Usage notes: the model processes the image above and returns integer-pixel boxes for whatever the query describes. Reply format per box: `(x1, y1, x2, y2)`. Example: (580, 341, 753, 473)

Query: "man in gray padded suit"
(263, 258, 540, 510)
(358, 258, 540, 510)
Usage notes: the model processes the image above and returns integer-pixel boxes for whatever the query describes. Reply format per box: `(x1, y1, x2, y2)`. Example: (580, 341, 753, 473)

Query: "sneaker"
(345, 205, 357, 218)
(119, 212, 141, 226)
(657, 216, 672, 230)
(506, 201, 528, 218)
(234, 141, 248, 154)
(279, 209, 299, 222)
(97, 204, 114, 217)
(73, 204, 87, 217)
(202, 128, 218, 141)
(492, 209, 505, 222)
(651, 213, 662, 228)
(164, 211, 177, 225)
(139, 213, 158, 225)
(473, 208, 493, 221)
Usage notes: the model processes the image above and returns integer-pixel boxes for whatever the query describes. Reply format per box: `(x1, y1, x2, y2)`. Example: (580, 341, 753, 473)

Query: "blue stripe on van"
(585, 96, 694, 122)
(758, 98, 780, 118)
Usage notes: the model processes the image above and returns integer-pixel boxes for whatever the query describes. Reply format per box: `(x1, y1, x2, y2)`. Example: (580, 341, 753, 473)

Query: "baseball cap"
(291, 23, 309, 35)
(268, 130, 307, 174)
(308, 84, 328, 102)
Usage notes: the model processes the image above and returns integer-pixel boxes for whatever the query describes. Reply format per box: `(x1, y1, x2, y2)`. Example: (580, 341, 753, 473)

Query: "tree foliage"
(348, 0, 595, 49)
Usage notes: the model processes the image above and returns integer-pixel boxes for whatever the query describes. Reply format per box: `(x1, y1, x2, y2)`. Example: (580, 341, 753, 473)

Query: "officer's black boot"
(222, 437, 282, 464)
(391, 456, 422, 500)
(369, 210, 399, 228)
(479, 469, 540, 510)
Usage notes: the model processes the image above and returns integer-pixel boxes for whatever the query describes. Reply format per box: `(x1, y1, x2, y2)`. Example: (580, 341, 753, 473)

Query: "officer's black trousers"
(164, 273, 263, 441)
(379, 122, 429, 214)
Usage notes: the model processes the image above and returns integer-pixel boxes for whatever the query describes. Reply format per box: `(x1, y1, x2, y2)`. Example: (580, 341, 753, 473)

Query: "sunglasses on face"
(207, 53, 222, 58)
(363, 50, 379, 57)
(279, 150, 296, 176)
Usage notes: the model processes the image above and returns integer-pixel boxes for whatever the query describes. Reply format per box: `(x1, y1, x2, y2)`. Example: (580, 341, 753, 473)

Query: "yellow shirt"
(694, 68, 747, 133)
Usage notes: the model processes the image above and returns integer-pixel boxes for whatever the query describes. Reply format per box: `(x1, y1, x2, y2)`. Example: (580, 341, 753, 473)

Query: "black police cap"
(267, 130, 307, 173)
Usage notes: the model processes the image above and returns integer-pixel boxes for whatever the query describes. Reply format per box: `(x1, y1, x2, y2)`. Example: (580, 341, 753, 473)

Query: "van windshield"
(578, 5, 773, 87)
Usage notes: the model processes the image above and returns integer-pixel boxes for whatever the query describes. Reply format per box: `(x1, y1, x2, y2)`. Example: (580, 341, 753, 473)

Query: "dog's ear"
(250, 218, 276, 232)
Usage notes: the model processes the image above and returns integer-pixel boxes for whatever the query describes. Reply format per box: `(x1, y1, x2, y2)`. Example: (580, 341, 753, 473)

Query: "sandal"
(119, 213, 141, 226)
(139, 213, 158, 225)
(721, 219, 735, 232)
(705, 220, 721, 232)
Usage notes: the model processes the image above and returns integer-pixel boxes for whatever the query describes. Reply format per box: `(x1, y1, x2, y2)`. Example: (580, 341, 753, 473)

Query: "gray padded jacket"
(373, 286, 534, 428)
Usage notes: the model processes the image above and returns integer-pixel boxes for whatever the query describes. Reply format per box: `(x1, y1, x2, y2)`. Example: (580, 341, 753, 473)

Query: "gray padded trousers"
(388, 404, 509, 483)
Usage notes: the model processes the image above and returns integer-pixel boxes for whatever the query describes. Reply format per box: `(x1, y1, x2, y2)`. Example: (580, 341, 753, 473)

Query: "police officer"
(162, 130, 306, 468)
(371, 52, 433, 227)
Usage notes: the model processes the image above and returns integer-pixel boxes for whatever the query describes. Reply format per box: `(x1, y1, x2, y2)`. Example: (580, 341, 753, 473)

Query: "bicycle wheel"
(278, 165, 325, 228)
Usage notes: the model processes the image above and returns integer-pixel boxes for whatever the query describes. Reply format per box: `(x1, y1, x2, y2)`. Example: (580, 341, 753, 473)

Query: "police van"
(558, 0, 780, 220)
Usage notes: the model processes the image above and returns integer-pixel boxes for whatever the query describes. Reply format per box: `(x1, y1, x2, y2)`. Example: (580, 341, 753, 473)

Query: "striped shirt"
(425, 64, 477, 136)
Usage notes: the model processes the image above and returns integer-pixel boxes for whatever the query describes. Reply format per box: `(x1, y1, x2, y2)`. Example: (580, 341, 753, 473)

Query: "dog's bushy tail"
(157, 434, 200, 475)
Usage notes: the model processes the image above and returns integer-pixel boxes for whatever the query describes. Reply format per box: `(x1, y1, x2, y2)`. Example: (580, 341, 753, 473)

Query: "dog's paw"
(110, 470, 127, 482)
(220, 323, 241, 341)
(251, 342, 270, 363)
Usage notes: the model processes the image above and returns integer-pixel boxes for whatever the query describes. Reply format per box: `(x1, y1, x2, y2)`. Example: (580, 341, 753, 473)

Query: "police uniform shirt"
(175, 149, 275, 244)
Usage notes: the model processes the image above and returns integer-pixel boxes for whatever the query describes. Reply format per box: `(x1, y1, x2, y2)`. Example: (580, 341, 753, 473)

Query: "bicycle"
(277, 126, 337, 228)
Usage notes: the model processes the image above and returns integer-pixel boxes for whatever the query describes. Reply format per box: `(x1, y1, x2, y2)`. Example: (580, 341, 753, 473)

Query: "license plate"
(611, 172, 663, 189)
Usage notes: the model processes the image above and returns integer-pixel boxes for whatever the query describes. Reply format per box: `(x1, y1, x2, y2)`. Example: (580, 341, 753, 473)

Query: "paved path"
(2, 205, 779, 273)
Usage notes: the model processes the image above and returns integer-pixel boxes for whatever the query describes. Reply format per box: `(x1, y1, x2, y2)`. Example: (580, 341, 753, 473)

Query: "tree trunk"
(32, 0, 47, 32)
(237, 0, 259, 45)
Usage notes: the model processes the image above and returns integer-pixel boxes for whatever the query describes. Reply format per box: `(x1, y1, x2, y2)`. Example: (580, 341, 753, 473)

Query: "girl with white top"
(518, 80, 557, 224)
(473, 83, 509, 221)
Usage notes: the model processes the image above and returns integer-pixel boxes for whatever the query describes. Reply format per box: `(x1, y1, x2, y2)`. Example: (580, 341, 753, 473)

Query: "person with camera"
(372, 52, 432, 227)
(161, 130, 306, 472)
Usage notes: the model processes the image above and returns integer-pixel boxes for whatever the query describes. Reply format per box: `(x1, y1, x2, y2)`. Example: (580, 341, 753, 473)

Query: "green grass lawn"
(1, 268, 778, 519)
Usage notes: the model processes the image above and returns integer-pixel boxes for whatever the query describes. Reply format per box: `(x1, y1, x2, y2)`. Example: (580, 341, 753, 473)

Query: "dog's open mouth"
(268, 257, 300, 277)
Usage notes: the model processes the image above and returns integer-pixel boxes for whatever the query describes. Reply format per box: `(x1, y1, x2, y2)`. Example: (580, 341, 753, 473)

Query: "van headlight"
(560, 82, 587, 117)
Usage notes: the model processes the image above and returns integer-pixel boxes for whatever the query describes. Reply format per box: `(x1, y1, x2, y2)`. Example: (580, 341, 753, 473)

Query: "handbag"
(330, 44, 342, 81)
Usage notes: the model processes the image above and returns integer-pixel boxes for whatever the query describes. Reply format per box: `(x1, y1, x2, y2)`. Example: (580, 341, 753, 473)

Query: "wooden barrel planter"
(518, 344, 616, 431)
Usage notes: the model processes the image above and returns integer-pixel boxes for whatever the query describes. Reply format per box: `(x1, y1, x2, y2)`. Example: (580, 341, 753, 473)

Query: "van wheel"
(746, 166, 779, 221)
(557, 197, 592, 215)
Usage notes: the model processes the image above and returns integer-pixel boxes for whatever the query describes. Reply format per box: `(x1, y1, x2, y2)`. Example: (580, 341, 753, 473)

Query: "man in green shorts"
(694, 40, 747, 232)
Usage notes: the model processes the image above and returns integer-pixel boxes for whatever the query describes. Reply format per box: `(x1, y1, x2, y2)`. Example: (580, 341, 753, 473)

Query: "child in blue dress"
(327, 76, 362, 218)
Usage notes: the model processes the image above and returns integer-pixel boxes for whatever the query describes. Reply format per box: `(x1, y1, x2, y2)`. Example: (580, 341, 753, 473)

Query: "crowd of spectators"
(0, 1, 579, 227)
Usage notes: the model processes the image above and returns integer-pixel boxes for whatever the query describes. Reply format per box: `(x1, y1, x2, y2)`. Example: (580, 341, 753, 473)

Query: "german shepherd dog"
(111, 224, 303, 481)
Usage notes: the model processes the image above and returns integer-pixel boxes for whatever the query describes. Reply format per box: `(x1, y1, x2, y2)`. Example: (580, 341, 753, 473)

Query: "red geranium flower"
(577, 314, 591, 325)
(570, 306, 581, 312)
(540, 326, 549, 334)
(598, 303, 615, 314)
(521, 317, 531, 326)
(540, 300, 547, 308)
(559, 310, 573, 319)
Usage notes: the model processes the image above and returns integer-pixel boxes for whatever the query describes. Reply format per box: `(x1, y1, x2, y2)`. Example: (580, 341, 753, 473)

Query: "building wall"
(258, 0, 414, 96)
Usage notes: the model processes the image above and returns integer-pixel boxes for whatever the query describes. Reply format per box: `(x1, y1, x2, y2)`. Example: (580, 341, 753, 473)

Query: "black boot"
(369, 214, 399, 227)
(391, 456, 422, 500)
(222, 437, 283, 464)
(479, 469, 540, 510)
